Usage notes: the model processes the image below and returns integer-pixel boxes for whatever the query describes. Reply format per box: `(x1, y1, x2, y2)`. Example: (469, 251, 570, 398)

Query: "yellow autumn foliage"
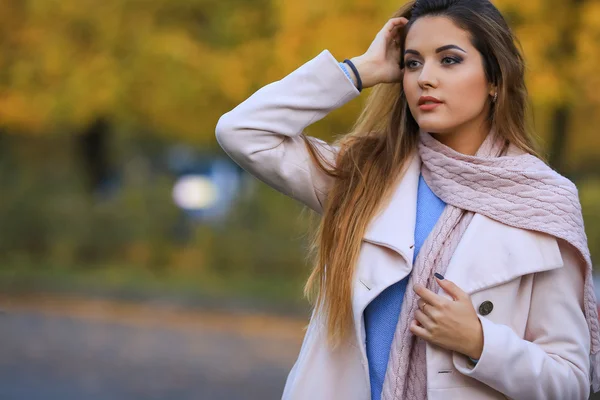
(0, 0, 596, 166)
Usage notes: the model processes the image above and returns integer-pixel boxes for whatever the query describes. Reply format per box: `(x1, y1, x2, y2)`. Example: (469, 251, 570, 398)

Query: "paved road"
(2, 294, 599, 400)
(0, 295, 305, 400)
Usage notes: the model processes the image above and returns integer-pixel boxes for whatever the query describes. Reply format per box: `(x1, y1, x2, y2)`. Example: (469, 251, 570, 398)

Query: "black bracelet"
(343, 59, 363, 92)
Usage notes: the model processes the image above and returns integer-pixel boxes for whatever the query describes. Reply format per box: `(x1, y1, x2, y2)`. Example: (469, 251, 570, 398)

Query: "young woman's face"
(403, 16, 494, 135)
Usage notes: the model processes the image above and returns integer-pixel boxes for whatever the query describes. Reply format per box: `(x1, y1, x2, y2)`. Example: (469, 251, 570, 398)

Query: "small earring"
(492, 92, 498, 103)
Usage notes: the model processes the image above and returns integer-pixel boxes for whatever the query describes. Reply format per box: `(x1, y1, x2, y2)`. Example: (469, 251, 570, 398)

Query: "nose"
(417, 63, 438, 89)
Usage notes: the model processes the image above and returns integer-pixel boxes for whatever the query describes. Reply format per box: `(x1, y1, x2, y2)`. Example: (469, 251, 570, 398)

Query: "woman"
(216, 0, 599, 399)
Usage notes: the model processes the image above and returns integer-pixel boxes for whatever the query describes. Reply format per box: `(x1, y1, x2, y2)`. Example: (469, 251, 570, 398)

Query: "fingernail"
(434, 272, 445, 280)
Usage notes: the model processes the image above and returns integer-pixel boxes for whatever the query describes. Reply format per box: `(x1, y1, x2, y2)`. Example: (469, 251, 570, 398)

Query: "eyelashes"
(442, 56, 463, 65)
(404, 56, 463, 69)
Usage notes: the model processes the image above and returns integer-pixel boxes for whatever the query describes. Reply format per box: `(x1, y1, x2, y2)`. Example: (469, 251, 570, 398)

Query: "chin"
(415, 119, 454, 134)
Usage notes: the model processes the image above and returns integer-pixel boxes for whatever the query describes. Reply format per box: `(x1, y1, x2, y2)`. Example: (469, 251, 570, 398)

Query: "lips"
(418, 96, 443, 106)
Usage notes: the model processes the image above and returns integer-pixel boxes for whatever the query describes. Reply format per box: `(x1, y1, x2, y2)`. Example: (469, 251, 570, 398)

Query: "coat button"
(478, 301, 494, 316)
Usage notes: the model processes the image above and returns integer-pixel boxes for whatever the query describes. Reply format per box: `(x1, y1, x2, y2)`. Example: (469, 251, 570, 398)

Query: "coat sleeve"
(453, 239, 591, 399)
(215, 50, 360, 214)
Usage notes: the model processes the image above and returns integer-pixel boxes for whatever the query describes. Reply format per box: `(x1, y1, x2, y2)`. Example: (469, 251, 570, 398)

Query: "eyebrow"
(404, 44, 467, 56)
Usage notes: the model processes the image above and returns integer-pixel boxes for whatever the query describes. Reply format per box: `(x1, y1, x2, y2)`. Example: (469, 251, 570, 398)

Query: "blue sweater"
(363, 173, 446, 400)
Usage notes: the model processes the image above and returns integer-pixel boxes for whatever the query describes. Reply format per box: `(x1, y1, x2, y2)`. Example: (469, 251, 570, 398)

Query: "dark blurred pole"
(549, 106, 569, 174)
(78, 117, 112, 194)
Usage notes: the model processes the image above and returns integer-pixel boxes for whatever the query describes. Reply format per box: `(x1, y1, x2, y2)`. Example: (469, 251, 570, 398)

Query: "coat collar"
(358, 144, 564, 297)
(356, 145, 564, 295)
(362, 150, 421, 266)
(443, 213, 564, 295)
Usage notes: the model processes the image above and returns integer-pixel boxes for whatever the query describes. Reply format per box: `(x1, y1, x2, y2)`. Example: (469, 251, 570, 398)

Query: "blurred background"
(0, 0, 599, 399)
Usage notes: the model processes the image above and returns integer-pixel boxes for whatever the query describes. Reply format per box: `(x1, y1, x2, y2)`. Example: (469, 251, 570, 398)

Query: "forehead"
(405, 16, 473, 51)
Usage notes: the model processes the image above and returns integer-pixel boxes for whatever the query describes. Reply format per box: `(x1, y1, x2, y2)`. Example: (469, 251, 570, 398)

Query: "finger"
(413, 283, 443, 307)
(410, 319, 430, 340)
(387, 21, 407, 38)
(417, 299, 435, 319)
(390, 26, 404, 45)
(414, 309, 434, 330)
(389, 23, 405, 36)
(387, 17, 409, 30)
(436, 277, 468, 301)
(385, 17, 409, 34)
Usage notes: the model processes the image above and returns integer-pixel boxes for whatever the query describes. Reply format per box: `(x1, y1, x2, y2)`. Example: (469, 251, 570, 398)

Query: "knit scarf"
(380, 129, 600, 399)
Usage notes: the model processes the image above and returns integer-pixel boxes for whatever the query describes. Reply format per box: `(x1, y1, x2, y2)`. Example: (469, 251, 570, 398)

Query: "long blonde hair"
(302, 0, 544, 348)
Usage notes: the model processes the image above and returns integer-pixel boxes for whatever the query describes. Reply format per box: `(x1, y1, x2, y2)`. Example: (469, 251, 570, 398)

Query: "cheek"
(446, 69, 489, 113)
(402, 76, 420, 111)
(403, 75, 418, 99)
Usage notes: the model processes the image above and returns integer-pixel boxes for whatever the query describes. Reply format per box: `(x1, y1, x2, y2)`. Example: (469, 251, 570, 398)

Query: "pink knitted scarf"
(381, 130, 600, 399)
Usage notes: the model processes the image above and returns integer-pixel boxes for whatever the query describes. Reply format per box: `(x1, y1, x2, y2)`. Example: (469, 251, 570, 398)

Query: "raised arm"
(215, 18, 408, 213)
(215, 50, 359, 213)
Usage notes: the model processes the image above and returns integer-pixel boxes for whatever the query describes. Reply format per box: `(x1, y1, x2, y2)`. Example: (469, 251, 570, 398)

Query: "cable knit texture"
(381, 129, 600, 399)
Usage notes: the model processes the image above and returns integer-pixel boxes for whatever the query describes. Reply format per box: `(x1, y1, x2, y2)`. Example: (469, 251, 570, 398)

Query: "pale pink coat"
(215, 50, 591, 399)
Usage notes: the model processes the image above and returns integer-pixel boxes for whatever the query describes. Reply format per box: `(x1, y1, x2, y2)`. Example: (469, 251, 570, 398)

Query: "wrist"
(466, 319, 484, 359)
(466, 346, 482, 360)
(349, 55, 380, 89)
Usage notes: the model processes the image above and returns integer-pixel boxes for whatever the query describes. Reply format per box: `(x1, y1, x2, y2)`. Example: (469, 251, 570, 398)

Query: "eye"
(405, 59, 420, 69)
(441, 56, 462, 65)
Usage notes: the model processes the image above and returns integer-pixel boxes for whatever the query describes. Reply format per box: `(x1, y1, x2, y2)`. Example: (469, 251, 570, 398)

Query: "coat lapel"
(361, 150, 421, 266)
(351, 151, 421, 365)
(443, 213, 564, 296)
(356, 134, 563, 297)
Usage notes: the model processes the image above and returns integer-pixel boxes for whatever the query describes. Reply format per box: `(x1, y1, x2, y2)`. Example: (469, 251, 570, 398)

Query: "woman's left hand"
(410, 276, 484, 360)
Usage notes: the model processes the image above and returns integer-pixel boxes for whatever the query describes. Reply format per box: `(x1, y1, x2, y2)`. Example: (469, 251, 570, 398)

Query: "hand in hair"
(346, 17, 408, 89)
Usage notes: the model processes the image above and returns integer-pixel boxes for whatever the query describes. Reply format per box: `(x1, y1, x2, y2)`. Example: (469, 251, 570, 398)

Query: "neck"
(429, 121, 491, 156)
